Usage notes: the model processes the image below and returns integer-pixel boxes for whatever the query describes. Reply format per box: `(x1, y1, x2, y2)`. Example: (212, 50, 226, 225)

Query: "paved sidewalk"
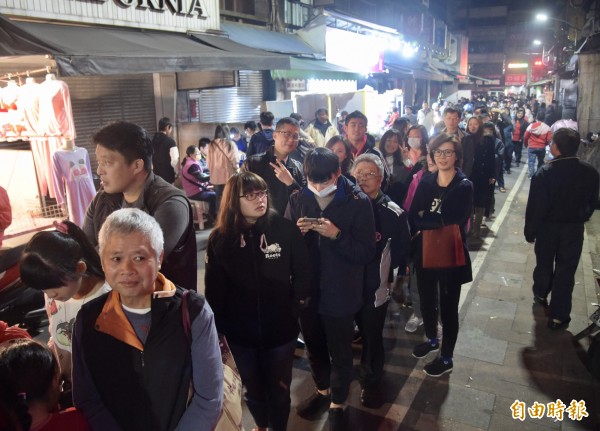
(231, 164, 600, 431)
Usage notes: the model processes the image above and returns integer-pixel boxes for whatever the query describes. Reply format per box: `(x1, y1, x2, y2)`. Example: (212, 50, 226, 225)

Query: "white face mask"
(407, 137, 421, 149)
(308, 183, 337, 198)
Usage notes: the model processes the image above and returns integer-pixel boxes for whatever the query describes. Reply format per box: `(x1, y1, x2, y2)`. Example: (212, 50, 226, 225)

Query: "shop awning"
(188, 32, 290, 69)
(528, 78, 553, 87)
(270, 57, 362, 81)
(0, 16, 290, 76)
(221, 22, 317, 56)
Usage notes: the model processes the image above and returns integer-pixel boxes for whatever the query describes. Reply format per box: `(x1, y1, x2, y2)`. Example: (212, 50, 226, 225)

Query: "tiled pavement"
(194, 163, 600, 431)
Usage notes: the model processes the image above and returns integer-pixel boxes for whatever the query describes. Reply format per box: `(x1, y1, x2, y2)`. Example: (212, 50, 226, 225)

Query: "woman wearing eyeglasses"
(204, 171, 310, 431)
(408, 133, 473, 377)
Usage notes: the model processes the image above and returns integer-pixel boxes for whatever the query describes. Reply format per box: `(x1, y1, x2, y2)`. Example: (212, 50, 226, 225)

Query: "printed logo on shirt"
(260, 234, 282, 260)
(430, 198, 443, 214)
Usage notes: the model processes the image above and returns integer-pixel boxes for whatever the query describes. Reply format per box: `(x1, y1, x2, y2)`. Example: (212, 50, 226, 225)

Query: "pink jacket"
(0, 186, 11, 246)
(206, 139, 239, 185)
(403, 169, 425, 212)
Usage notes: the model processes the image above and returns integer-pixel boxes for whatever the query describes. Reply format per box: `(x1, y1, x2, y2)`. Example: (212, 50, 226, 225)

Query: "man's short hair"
(553, 127, 580, 156)
(93, 121, 153, 172)
(198, 137, 211, 148)
(260, 111, 275, 127)
(158, 117, 173, 132)
(98, 208, 164, 260)
(315, 108, 328, 117)
(354, 153, 384, 177)
(405, 105, 413, 112)
(289, 113, 303, 122)
(443, 107, 461, 118)
(345, 110, 368, 126)
(304, 147, 340, 183)
(536, 111, 546, 121)
(230, 127, 240, 135)
(275, 117, 300, 130)
(244, 121, 257, 131)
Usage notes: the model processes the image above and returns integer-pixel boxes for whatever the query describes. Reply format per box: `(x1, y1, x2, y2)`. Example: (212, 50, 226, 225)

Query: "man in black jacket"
(247, 111, 275, 156)
(352, 154, 411, 408)
(525, 128, 599, 330)
(285, 148, 375, 431)
(151, 117, 179, 184)
(243, 117, 305, 215)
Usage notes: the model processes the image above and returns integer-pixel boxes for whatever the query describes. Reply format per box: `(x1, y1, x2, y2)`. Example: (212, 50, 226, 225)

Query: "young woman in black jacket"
(204, 171, 310, 431)
(408, 133, 473, 377)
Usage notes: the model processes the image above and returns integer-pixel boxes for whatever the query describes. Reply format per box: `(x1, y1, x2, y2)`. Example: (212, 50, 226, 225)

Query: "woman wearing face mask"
(405, 126, 430, 180)
(205, 172, 310, 431)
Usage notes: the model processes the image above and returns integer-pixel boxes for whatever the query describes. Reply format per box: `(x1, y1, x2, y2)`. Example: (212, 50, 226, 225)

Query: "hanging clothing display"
(51, 146, 95, 227)
(38, 73, 76, 140)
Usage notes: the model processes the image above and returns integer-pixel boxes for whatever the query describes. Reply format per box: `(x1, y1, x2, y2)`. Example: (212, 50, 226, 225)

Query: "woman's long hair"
(20, 221, 104, 291)
(209, 172, 273, 249)
(378, 128, 404, 166)
(325, 136, 352, 176)
(466, 116, 484, 144)
(406, 124, 429, 157)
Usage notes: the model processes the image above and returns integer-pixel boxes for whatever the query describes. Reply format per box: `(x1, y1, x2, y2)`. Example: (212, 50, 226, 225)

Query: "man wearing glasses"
(285, 147, 375, 431)
(243, 117, 305, 215)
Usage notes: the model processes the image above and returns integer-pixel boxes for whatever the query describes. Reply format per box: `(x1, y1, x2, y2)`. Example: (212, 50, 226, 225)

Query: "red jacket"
(523, 121, 552, 149)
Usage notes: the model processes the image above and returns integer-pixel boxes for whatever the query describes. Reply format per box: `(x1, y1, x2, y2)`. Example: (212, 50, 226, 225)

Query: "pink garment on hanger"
(51, 147, 96, 227)
(39, 78, 76, 140)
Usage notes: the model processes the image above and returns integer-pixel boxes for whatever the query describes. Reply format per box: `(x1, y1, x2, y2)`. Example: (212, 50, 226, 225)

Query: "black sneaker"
(328, 407, 345, 431)
(412, 341, 439, 358)
(296, 392, 331, 419)
(360, 388, 382, 409)
(423, 358, 453, 377)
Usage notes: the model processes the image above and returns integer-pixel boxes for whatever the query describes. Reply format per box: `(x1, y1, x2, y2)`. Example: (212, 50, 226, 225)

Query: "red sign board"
(505, 73, 527, 86)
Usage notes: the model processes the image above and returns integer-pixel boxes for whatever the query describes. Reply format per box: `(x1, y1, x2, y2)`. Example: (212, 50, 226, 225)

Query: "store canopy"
(189, 32, 289, 68)
(271, 57, 362, 81)
(0, 15, 290, 76)
(221, 22, 317, 56)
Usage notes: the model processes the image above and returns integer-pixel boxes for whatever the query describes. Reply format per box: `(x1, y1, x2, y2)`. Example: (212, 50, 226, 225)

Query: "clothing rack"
(0, 65, 56, 82)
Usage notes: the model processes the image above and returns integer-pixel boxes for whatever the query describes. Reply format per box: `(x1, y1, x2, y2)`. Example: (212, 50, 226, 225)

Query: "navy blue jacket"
(247, 129, 274, 157)
(408, 169, 473, 284)
(285, 176, 376, 316)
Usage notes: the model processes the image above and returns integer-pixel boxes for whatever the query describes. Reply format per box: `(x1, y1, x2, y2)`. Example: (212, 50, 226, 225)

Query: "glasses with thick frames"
(354, 170, 381, 180)
(240, 190, 268, 201)
(433, 149, 456, 158)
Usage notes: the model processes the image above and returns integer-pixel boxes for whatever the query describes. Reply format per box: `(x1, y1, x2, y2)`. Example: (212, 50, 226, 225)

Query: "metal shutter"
(63, 74, 156, 171)
(199, 70, 263, 123)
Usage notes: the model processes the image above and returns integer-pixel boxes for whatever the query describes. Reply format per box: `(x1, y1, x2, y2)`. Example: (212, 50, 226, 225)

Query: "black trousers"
(356, 300, 389, 389)
(299, 303, 355, 405)
(532, 223, 584, 322)
(416, 267, 462, 358)
(504, 142, 515, 171)
(512, 141, 523, 165)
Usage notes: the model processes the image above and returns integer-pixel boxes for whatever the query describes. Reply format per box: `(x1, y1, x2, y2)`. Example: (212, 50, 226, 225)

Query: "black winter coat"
(205, 215, 310, 349)
(525, 156, 599, 242)
(243, 146, 305, 216)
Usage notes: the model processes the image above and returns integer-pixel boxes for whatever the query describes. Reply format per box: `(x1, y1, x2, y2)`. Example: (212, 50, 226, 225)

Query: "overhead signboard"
(326, 27, 384, 74)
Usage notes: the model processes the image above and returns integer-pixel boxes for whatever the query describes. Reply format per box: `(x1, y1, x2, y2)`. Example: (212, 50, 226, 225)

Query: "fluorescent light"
(536, 13, 548, 22)
(533, 39, 542, 46)
(508, 63, 528, 69)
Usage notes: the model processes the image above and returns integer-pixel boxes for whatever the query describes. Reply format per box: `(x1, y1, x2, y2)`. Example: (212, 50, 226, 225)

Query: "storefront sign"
(77, 0, 205, 18)
(0, 0, 217, 33)
(505, 73, 526, 86)
(286, 79, 307, 91)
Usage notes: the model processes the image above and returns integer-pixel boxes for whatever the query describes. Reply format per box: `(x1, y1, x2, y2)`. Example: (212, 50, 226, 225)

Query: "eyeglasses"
(276, 131, 300, 141)
(239, 190, 268, 201)
(433, 149, 456, 158)
(354, 170, 380, 179)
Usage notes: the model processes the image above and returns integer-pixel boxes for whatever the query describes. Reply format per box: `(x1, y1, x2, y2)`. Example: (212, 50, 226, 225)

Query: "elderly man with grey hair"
(352, 154, 411, 408)
(72, 208, 223, 431)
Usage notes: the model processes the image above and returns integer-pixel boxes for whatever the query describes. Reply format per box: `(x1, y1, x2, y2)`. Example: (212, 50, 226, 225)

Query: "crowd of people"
(0, 91, 597, 431)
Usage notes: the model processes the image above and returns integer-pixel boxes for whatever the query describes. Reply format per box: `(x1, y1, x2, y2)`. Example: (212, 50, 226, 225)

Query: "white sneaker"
(405, 314, 423, 333)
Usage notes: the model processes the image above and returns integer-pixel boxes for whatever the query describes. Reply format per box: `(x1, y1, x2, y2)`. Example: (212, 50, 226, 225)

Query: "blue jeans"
(229, 339, 296, 431)
(528, 148, 546, 177)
